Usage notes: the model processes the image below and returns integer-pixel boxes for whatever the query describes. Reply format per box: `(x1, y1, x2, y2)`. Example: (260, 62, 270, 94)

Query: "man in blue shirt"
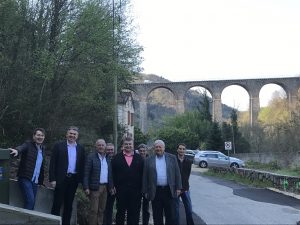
(9, 128, 46, 210)
(49, 126, 85, 225)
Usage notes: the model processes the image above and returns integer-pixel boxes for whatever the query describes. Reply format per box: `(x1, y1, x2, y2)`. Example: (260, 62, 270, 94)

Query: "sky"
(130, 0, 300, 110)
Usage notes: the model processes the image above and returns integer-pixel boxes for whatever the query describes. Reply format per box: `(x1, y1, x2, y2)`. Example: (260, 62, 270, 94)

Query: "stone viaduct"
(129, 76, 300, 133)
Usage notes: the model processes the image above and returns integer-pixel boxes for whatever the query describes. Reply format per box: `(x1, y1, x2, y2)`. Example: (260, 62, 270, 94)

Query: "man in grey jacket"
(83, 139, 114, 225)
(142, 140, 182, 225)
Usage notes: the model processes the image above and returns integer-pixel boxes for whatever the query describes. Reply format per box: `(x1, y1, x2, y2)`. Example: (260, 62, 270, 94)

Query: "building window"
(128, 111, 131, 125)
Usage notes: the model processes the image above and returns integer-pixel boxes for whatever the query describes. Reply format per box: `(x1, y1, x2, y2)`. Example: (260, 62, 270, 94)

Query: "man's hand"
(176, 189, 181, 197)
(85, 189, 90, 196)
(51, 181, 56, 189)
(9, 148, 18, 157)
(110, 187, 116, 195)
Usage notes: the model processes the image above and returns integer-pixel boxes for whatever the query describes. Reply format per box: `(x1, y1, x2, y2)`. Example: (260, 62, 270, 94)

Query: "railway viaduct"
(130, 76, 300, 133)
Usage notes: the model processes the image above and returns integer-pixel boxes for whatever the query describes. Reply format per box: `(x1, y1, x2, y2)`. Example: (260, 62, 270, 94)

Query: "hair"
(177, 143, 186, 149)
(122, 136, 133, 145)
(138, 144, 147, 150)
(106, 143, 114, 149)
(154, 140, 165, 147)
(67, 126, 79, 132)
(33, 128, 45, 136)
(96, 139, 106, 145)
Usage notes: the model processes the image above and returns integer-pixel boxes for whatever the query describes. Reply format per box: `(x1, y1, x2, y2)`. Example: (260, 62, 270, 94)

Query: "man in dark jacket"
(175, 143, 194, 225)
(112, 137, 144, 225)
(9, 128, 46, 210)
(49, 126, 85, 225)
(103, 143, 116, 225)
(83, 139, 113, 225)
(137, 144, 150, 225)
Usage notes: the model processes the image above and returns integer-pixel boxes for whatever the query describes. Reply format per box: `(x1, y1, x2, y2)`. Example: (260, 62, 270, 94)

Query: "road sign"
(224, 141, 232, 150)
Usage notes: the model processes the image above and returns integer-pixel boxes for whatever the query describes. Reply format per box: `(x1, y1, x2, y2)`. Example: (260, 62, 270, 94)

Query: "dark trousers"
(51, 176, 78, 225)
(103, 192, 116, 225)
(115, 188, 141, 225)
(152, 186, 176, 225)
(141, 196, 150, 225)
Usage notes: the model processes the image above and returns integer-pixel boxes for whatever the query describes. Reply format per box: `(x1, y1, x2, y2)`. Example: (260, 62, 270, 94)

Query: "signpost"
(224, 141, 232, 157)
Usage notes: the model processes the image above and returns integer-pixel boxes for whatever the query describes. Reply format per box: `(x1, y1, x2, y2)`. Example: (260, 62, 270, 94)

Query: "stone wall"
(211, 167, 300, 194)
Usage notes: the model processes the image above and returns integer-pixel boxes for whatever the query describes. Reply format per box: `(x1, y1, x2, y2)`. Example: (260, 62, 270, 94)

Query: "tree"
(0, 0, 142, 148)
(206, 122, 223, 150)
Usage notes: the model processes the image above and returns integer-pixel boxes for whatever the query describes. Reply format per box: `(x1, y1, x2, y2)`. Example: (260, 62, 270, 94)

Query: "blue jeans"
(175, 191, 194, 225)
(18, 177, 38, 210)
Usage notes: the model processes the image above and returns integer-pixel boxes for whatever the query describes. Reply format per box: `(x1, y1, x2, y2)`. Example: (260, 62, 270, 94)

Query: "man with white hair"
(142, 140, 182, 225)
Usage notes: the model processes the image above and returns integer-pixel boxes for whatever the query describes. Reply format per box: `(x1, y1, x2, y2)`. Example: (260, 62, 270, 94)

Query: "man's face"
(106, 146, 115, 157)
(96, 140, 106, 154)
(155, 143, 165, 156)
(138, 147, 147, 158)
(66, 129, 78, 144)
(123, 140, 133, 153)
(177, 144, 186, 157)
(33, 130, 45, 145)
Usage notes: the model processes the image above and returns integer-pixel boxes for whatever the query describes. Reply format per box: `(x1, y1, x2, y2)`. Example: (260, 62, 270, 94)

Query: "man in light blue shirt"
(143, 140, 182, 225)
(83, 139, 113, 225)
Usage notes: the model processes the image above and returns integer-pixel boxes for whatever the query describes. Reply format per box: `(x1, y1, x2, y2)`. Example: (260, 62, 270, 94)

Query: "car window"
(218, 153, 227, 159)
(207, 154, 218, 158)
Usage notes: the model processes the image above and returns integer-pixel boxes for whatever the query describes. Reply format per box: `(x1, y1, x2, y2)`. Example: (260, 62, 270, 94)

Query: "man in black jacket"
(175, 143, 194, 225)
(83, 139, 113, 225)
(112, 137, 144, 225)
(9, 128, 46, 210)
(49, 126, 85, 225)
(103, 143, 116, 225)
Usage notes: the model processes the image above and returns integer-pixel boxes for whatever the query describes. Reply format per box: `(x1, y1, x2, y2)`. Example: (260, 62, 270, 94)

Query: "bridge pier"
(212, 93, 222, 122)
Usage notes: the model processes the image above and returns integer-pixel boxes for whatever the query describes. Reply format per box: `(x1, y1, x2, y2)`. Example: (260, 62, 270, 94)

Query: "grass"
(246, 160, 300, 177)
(203, 169, 274, 188)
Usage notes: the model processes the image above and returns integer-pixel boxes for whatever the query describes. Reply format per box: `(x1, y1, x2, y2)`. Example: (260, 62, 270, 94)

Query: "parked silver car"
(193, 150, 245, 168)
(184, 149, 196, 160)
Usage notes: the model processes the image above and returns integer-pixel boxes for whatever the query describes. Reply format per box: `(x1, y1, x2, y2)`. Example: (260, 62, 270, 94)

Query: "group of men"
(11, 126, 195, 225)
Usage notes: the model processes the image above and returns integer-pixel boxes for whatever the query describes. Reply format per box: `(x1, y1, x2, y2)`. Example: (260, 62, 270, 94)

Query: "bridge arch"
(131, 77, 300, 133)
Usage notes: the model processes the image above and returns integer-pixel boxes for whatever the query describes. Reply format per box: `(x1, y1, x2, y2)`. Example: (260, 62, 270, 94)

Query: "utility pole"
(112, 0, 118, 153)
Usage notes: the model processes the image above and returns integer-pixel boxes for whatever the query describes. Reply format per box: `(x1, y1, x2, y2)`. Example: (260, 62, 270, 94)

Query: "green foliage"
(0, 0, 142, 147)
(134, 126, 149, 148)
(246, 160, 282, 171)
(155, 127, 199, 154)
(206, 122, 223, 150)
(204, 169, 274, 188)
(76, 188, 89, 225)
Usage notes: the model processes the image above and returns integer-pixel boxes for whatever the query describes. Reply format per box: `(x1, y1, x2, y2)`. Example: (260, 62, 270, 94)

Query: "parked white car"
(193, 150, 245, 168)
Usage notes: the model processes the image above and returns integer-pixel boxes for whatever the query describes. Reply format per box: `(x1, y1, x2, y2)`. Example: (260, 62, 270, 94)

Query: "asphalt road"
(189, 170, 300, 225)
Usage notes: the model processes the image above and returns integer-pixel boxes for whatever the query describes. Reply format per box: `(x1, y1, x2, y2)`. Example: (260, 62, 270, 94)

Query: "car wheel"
(230, 162, 239, 168)
(199, 161, 208, 168)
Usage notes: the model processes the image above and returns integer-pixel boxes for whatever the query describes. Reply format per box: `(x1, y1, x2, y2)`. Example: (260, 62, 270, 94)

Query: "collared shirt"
(98, 153, 108, 184)
(156, 154, 167, 186)
(32, 145, 43, 184)
(67, 141, 77, 174)
(123, 150, 134, 166)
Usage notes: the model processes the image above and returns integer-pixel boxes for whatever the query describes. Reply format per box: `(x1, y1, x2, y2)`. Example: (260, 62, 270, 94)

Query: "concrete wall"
(0, 203, 60, 225)
(7, 179, 77, 224)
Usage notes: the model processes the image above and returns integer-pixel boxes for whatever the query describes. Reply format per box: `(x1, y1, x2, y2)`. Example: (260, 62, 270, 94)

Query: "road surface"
(189, 170, 300, 225)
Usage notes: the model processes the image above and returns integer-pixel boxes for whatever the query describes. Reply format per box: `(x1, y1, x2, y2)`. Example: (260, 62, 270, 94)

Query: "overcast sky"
(130, 0, 300, 110)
